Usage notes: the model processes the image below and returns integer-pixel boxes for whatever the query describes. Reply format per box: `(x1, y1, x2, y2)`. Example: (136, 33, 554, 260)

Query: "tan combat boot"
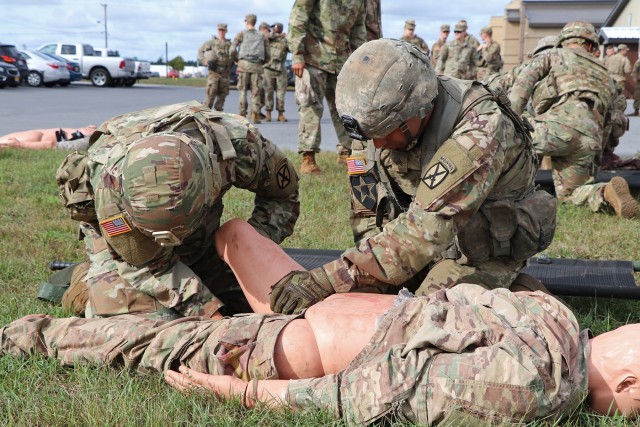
(277, 112, 288, 122)
(603, 176, 638, 218)
(300, 152, 323, 175)
(250, 112, 261, 124)
(265, 111, 272, 122)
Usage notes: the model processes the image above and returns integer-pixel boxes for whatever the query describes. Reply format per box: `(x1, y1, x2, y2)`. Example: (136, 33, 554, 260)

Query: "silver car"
(20, 49, 71, 87)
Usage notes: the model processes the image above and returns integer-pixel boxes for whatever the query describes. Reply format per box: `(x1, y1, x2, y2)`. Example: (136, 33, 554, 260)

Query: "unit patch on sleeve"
(350, 174, 378, 211)
(99, 215, 133, 237)
(415, 141, 480, 208)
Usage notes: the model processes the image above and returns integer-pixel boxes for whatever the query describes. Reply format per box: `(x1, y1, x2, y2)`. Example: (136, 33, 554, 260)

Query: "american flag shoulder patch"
(99, 215, 132, 237)
(347, 157, 366, 175)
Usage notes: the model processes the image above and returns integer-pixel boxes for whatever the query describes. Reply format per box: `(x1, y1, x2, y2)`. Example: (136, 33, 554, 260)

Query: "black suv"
(0, 60, 21, 88)
(0, 42, 29, 82)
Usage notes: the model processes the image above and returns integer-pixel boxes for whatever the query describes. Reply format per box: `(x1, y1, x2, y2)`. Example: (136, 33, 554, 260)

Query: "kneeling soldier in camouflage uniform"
(509, 21, 638, 219)
(55, 101, 299, 320)
(270, 39, 556, 314)
(3, 220, 640, 425)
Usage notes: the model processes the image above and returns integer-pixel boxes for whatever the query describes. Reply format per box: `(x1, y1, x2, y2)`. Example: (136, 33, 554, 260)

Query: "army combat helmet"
(532, 35, 558, 56)
(336, 38, 438, 141)
(556, 21, 598, 47)
(119, 133, 221, 247)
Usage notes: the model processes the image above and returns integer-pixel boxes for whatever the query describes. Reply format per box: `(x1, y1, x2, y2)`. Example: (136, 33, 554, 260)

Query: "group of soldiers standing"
(401, 19, 503, 82)
(197, 14, 289, 124)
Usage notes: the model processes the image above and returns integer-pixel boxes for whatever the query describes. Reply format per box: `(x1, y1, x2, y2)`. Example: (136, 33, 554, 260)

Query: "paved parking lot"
(0, 82, 338, 154)
(1, 82, 639, 157)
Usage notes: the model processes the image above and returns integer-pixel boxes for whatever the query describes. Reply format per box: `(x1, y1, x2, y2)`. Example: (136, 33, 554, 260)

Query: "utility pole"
(101, 3, 108, 48)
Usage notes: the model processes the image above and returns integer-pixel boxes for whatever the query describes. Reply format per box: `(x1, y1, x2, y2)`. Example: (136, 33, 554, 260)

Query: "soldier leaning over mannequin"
(268, 39, 557, 316)
(56, 101, 299, 320)
(197, 23, 233, 111)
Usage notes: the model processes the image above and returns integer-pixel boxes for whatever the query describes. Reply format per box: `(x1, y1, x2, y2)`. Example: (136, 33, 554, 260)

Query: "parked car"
(285, 59, 295, 87)
(0, 60, 21, 88)
(41, 52, 82, 82)
(38, 43, 135, 87)
(20, 50, 71, 87)
(93, 48, 151, 86)
(0, 42, 29, 82)
(167, 69, 179, 78)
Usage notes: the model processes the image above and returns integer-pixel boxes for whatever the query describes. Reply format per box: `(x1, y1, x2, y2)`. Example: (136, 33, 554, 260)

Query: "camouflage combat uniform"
(262, 32, 289, 115)
(430, 38, 446, 69)
(328, 78, 553, 296)
(197, 36, 233, 111)
(57, 101, 299, 319)
(289, 0, 367, 154)
(632, 58, 640, 113)
(364, 0, 382, 41)
(436, 39, 475, 79)
(231, 30, 270, 117)
(509, 47, 616, 212)
(400, 34, 430, 55)
(0, 284, 590, 425)
(476, 39, 502, 82)
(606, 51, 631, 93)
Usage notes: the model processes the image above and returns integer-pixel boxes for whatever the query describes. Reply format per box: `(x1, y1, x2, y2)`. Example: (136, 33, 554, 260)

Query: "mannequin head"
(588, 324, 640, 417)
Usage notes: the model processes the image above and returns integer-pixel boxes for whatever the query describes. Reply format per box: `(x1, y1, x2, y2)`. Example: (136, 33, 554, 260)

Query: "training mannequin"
(2, 219, 640, 424)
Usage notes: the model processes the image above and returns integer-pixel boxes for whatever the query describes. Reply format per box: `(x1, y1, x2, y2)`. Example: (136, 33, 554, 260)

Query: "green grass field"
(0, 148, 639, 426)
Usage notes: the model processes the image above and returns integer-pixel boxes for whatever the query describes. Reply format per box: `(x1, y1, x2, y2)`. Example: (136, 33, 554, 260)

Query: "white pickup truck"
(93, 48, 151, 87)
(37, 43, 135, 87)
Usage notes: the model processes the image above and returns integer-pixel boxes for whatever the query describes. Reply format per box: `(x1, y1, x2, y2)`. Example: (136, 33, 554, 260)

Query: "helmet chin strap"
(398, 109, 432, 151)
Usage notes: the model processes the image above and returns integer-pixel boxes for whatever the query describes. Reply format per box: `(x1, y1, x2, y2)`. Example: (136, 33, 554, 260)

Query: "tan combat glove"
(269, 267, 335, 314)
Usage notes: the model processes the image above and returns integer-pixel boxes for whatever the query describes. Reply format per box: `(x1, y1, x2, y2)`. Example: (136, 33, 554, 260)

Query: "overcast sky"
(1, 0, 509, 62)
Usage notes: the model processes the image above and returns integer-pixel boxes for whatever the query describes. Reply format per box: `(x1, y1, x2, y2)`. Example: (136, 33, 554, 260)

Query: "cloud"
(1, 0, 506, 61)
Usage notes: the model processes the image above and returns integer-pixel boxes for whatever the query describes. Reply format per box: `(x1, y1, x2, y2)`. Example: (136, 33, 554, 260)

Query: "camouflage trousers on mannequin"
(0, 312, 295, 380)
(204, 71, 230, 111)
(237, 71, 263, 116)
(295, 65, 352, 155)
(263, 67, 287, 113)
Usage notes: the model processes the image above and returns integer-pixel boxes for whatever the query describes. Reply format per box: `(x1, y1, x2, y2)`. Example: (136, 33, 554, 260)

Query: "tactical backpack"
(238, 30, 265, 63)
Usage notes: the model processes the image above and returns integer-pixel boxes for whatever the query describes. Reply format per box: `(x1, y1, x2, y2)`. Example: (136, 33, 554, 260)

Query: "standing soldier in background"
(430, 24, 450, 68)
(629, 57, 640, 116)
(458, 20, 480, 49)
(436, 22, 475, 79)
(198, 23, 232, 111)
(602, 44, 615, 67)
(262, 23, 289, 122)
(364, 0, 382, 41)
(289, 0, 367, 174)
(400, 19, 430, 54)
(256, 22, 272, 121)
(509, 21, 637, 219)
(231, 14, 270, 124)
(476, 26, 502, 81)
(607, 44, 631, 94)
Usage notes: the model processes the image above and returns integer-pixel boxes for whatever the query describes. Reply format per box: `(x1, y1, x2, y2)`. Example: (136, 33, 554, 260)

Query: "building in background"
(490, 0, 620, 71)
